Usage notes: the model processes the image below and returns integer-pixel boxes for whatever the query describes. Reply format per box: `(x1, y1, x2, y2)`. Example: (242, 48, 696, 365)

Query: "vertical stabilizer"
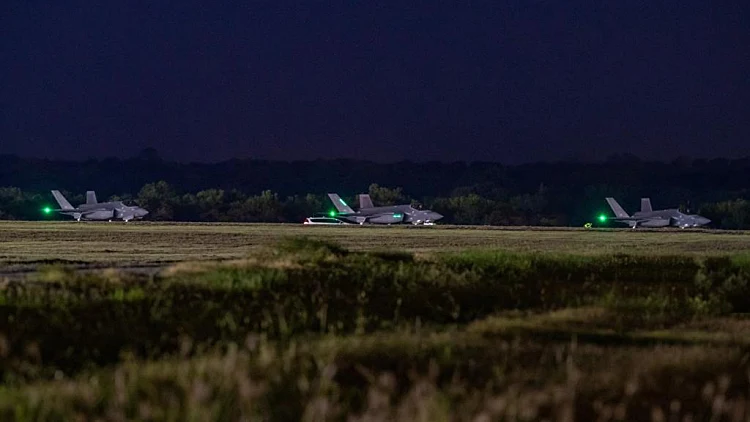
(327, 193, 355, 214)
(86, 191, 98, 205)
(640, 198, 652, 213)
(51, 190, 74, 210)
(605, 197, 630, 218)
(358, 194, 374, 209)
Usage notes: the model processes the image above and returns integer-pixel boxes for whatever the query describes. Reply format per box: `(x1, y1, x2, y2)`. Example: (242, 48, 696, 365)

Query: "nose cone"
(696, 216, 710, 225)
(427, 211, 443, 221)
(137, 208, 149, 217)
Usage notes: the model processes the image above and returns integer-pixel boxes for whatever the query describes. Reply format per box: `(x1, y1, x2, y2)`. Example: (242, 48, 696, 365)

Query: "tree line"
(0, 182, 553, 225)
(3, 180, 750, 229)
(3, 152, 750, 227)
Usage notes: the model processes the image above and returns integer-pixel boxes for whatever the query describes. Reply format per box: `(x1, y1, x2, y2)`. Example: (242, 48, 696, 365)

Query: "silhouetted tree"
(367, 184, 408, 206)
(137, 181, 178, 220)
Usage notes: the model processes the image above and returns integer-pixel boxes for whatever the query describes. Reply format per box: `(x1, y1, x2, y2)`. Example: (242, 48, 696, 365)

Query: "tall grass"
(2, 329, 750, 421)
(2, 238, 750, 419)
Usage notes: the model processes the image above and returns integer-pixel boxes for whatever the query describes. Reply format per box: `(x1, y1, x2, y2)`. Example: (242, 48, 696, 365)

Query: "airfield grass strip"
(1, 314, 750, 421)
(3, 238, 750, 421)
(2, 238, 750, 385)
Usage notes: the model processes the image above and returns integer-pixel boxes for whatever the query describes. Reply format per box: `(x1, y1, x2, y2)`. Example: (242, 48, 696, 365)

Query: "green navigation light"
(42, 206, 53, 215)
(598, 214, 607, 223)
(328, 210, 337, 217)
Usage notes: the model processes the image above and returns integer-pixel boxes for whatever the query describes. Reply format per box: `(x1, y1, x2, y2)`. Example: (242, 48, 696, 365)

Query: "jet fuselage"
(605, 197, 710, 228)
(337, 204, 443, 225)
(630, 209, 710, 228)
(51, 190, 149, 222)
(327, 193, 443, 225)
(60, 202, 149, 221)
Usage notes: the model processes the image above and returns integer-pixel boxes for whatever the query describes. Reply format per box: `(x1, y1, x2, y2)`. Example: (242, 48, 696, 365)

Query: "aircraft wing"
(612, 216, 669, 225)
(77, 207, 111, 215)
(360, 212, 405, 224)
(612, 217, 662, 222)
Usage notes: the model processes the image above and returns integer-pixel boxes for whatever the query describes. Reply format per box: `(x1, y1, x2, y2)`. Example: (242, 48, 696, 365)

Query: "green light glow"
(394, 213, 403, 218)
(598, 214, 607, 222)
(42, 206, 52, 215)
(328, 210, 337, 217)
(338, 198, 348, 206)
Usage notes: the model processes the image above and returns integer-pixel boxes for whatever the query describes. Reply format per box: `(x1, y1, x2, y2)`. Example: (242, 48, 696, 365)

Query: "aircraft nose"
(698, 216, 710, 225)
(428, 211, 444, 221)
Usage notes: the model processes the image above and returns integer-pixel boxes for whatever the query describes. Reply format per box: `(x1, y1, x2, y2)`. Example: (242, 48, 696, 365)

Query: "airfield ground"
(3, 222, 750, 420)
(1, 221, 750, 266)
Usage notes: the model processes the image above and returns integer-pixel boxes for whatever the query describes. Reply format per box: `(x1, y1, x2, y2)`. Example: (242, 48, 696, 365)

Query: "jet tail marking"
(640, 198, 652, 213)
(51, 190, 74, 210)
(605, 197, 630, 218)
(358, 194, 374, 210)
(86, 191, 98, 205)
(327, 193, 355, 214)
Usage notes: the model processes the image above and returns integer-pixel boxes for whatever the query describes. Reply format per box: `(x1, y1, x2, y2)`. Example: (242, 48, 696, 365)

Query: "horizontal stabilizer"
(327, 193, 355, 214)
(358, 194, 374, 209)
(605, 197, 630, 218)
(51, 190, 74, 210)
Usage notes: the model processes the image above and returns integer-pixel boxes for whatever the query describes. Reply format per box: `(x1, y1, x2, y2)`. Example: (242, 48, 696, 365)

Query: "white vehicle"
(303, 217, 348, 225)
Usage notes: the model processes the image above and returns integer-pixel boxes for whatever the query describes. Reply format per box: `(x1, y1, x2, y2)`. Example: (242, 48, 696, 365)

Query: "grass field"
(3, 223, 750, 420)
(2, 221, 750, 267)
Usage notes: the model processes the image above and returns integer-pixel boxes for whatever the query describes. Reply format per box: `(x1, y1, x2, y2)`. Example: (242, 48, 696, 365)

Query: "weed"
(1, 235, 750, 419)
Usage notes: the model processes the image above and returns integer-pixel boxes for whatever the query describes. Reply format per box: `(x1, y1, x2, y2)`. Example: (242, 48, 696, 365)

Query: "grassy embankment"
(2, 235, 750, 420)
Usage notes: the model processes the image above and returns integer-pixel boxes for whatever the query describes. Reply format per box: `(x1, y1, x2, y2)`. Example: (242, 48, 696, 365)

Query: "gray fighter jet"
(604, 197, 710, 228)
(328, 193, 443, 225)
(51, 190, 149, 222)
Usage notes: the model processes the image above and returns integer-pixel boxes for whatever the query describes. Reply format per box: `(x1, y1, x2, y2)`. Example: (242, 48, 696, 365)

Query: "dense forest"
(2, 151, 750, 228)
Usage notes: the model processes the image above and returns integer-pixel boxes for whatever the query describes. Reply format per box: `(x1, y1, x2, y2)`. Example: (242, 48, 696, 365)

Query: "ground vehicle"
(302, 217, 348, 225)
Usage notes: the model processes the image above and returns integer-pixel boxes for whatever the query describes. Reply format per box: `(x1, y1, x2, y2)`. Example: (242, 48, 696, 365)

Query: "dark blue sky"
(2, 1, 748, 163)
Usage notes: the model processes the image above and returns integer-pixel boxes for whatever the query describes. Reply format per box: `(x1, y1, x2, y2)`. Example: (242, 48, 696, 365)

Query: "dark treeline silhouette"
(2, 152, 750, 227)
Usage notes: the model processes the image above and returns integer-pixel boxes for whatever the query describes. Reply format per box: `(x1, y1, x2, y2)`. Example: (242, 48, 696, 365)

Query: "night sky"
(2, 1, 748, 163)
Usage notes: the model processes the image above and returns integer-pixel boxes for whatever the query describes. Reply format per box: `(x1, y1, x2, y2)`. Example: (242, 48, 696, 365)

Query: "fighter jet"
(327, 193, 443, 225)
(51, 190, 149, 222)
(604, 197, 710, 228)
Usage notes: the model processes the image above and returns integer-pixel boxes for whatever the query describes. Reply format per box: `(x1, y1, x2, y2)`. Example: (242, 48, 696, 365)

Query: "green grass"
(3, 232, 750, 420)
(2, 313, 750, 421)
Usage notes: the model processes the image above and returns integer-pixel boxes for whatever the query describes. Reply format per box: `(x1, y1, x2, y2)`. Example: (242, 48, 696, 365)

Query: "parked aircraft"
(50, 190, 149, 222)
(604, 197, 710, 228)
(327, 193, 442, 225)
